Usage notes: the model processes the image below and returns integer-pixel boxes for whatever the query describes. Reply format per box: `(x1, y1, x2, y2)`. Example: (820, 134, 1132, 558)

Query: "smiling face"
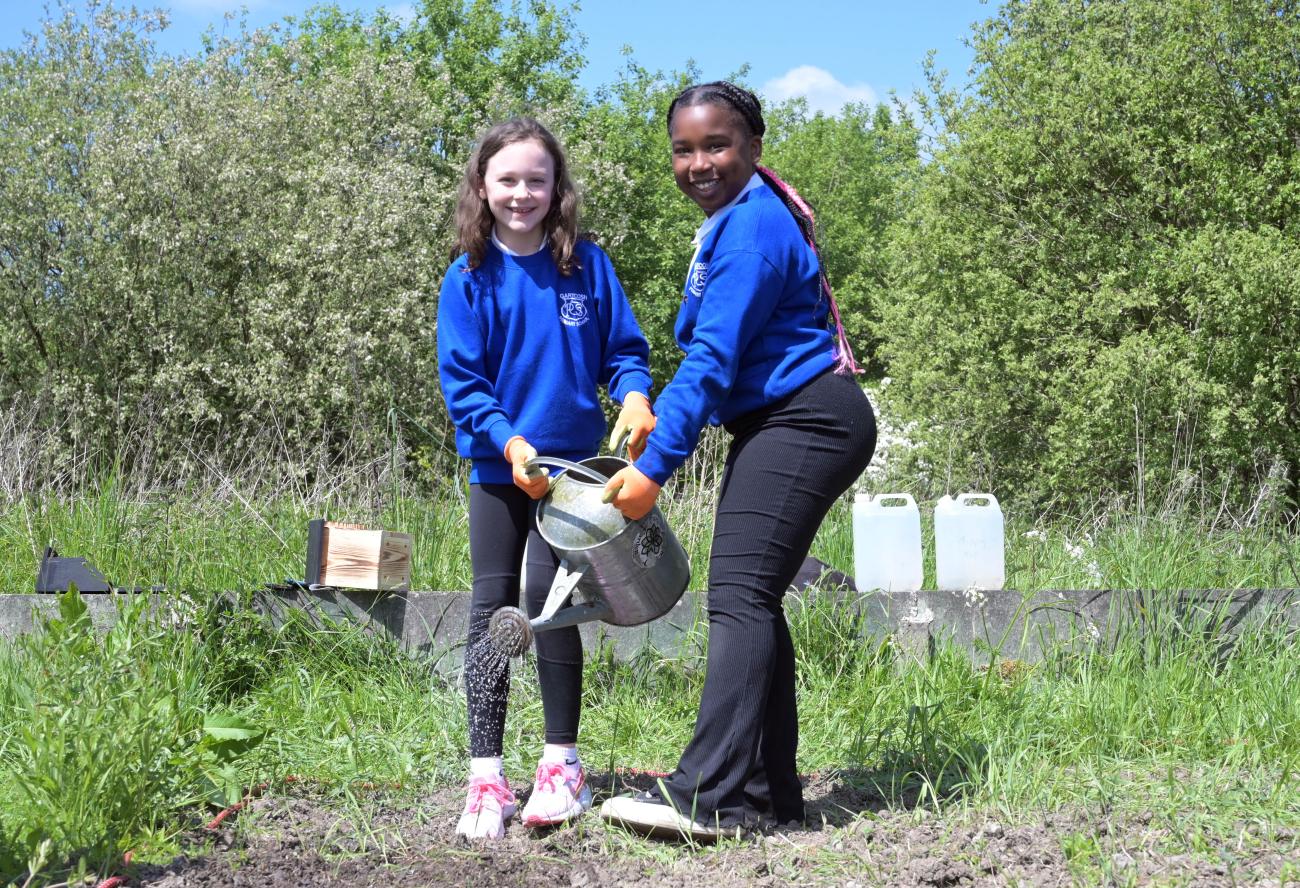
(479, 138, 555, 254)
(669, 102, 762, 215)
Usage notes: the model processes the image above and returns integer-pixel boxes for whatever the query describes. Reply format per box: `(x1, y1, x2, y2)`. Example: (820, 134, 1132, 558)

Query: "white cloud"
(761, 65, 879, 116)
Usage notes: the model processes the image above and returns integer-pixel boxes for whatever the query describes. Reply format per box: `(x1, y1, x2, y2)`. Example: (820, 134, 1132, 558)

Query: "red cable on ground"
(204, 775, 309, 830)
(92, 850, 134, 888)
(204, 781, 269, 830)
(202, 774, 405, 832)
(614, 766, 672, 778)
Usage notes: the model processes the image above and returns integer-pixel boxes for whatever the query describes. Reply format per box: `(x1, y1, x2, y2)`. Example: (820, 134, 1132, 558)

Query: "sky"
(0, 0, 989, 113)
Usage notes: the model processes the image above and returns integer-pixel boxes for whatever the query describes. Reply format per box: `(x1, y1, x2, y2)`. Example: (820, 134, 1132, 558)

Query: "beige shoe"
(599, 791, 740, 842)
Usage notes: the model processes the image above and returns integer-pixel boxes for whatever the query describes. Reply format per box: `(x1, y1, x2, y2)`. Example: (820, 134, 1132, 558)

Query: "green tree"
(1, 1, 915, 481)
(884, 0, 1300, 510)
(570, 59, 700, 390)
(573, 64, 919, 391)
(283, 0, 585, 171)
(764, 100, 919, 374)
(0, 5, 450, 468)
(0, 1, 594, 475)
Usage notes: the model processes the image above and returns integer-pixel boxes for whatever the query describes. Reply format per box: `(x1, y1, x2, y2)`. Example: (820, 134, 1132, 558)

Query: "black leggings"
(465, 483, 584, 757)
(658, 370, 876, 827)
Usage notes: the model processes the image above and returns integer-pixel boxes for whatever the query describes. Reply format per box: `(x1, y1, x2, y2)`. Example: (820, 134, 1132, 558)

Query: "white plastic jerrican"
(852, 493, 923, 593)
(934, 493, 1005, 591)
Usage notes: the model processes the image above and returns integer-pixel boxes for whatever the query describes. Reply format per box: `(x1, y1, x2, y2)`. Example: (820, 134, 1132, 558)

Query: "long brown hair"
(453, 117, 581, 275)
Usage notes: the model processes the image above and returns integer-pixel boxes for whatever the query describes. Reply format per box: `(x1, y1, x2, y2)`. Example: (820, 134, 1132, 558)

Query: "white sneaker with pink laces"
(455, 774, 517, 839)
(521, 759, 592, 827)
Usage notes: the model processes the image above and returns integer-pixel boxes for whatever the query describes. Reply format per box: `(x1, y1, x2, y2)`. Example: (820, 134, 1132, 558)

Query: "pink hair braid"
(756, 165, 862, 376)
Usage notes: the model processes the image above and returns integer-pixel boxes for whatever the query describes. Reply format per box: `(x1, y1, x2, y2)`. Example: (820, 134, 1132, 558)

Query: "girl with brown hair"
(438, 116, 654, 839)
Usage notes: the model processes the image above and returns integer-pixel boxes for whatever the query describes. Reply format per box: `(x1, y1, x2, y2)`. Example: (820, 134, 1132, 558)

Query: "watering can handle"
(602, 429, 635, 501)
(522, 456, 612, 484)
(524, 456, 622, 502)
(610, 424, 631, 456)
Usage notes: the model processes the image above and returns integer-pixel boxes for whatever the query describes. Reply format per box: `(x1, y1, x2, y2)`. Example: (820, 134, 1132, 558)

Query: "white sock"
(542, 744, 580, 767)
(470, 756, 505, 780)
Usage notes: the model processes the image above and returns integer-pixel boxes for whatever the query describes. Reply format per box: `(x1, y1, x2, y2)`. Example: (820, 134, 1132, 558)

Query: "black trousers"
(465, 483, 584, 757)
(658, 370, 876, 827)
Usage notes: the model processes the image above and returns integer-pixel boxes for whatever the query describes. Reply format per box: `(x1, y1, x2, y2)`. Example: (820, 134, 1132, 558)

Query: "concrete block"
(2, 588, 1297, 671)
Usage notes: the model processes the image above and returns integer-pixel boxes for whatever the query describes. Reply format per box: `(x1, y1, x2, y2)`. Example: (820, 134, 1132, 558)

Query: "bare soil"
(132, 771, 1300, 887)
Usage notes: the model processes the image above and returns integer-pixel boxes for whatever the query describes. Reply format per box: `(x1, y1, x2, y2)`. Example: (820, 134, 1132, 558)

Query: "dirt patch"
(132, 772, 1300, 887)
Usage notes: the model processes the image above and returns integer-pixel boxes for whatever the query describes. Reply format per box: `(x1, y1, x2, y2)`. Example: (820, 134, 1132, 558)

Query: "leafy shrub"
(883, 0, 1300, 509)
(0, 590, 263, 883)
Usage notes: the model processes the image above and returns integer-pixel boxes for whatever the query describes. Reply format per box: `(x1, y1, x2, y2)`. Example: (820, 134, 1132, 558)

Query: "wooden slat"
(320, 522, 412, 591)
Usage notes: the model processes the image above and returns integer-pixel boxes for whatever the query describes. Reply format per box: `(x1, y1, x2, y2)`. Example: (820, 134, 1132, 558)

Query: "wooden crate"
(305, 519, 411, 591)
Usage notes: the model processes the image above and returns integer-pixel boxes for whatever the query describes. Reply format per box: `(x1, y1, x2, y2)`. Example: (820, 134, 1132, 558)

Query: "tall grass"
(4, 439, 1295, 597)
(1, 416, 1299, 883)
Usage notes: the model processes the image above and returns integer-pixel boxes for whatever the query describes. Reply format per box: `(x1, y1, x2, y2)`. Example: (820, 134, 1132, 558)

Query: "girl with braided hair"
(600, 82, 876, 839)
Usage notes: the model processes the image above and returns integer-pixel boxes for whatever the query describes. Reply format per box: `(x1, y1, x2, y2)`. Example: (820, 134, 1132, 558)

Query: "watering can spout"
(485, 558, 615, 657)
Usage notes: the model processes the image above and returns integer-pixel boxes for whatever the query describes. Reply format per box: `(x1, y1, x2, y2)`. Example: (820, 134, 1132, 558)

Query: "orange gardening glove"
(504, 436, 549, 499)
(602, 464, 661, 521)
(609, 392, 656, 461)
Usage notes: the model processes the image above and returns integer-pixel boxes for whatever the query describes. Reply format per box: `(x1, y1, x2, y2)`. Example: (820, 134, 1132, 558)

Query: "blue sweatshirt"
(437, 239, 653, 484)
(635, 183, 835, 486)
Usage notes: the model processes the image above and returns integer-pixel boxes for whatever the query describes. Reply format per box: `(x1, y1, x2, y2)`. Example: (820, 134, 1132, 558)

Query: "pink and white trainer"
(455, 774, 517, 840)
(521, 759, 592, 827)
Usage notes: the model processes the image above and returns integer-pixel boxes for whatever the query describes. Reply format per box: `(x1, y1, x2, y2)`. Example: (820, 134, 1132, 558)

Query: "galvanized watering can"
(487, 455, 691, 657)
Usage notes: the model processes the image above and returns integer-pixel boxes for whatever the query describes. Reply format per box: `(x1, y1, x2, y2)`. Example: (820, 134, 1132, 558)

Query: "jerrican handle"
(956, 492, 999, 508)
(871, 493, 917, 509)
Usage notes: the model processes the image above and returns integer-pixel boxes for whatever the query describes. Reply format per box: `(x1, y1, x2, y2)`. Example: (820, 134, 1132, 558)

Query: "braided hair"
(667, 81, 766, 139)
(666, 81, 862, 376)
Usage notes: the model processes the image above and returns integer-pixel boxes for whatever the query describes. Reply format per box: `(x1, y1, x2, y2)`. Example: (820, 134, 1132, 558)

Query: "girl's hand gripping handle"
(505, 436, 550, 499)
(609, 392, 656, 461)
(602, 465, 661, 520)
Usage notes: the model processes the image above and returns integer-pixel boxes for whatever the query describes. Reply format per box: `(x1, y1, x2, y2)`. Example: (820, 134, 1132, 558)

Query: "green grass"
(1, 456, 1299, 884)
(6, 576, 1298, 884)
(4, 469, 1297, 596)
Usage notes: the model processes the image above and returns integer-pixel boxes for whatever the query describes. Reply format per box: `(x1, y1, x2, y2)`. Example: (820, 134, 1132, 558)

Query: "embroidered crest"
(559, 292, 589, 327)
(687, 262, 708, 297)
(632, 514, 665, 568)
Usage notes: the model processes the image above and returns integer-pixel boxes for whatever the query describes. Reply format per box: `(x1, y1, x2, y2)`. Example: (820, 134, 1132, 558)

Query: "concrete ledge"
(249, 587, 710, 671)
(877, 588, 1300, 663)
(2, 588, 1297, 669)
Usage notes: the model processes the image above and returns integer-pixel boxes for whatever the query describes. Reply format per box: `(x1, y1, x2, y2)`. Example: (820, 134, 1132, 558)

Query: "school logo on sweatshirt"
(687, 262, 708, 297)
(558, 292, 589, 327)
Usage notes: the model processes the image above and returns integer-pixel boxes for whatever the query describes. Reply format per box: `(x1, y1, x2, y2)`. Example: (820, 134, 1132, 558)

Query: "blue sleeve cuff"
(485, 417, 519, 457)
(634, 441, 679, 486)
(613, 372, 653, 404)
